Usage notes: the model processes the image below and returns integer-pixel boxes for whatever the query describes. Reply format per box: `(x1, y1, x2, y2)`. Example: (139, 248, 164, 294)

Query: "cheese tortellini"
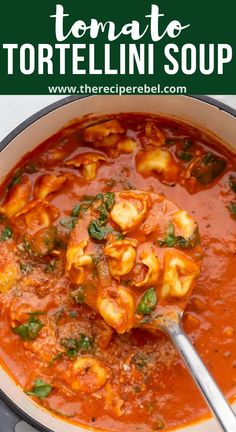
(65, 152, 107, 180)
(2, 175, 31, 218)
(66, 239, 93, 284)
(13, 200, 59, 234)
(83, 119, 125, 144)
(97, 287, 134, 334)
(136, 149, 180, 182)
(135, 247, 161, 288)
(161, 250, 200, 299)
(62, 356, 110, 394)
(34, 174, 67, 200)
(104, 239, 138, 278)
(110, 191, 151, 233)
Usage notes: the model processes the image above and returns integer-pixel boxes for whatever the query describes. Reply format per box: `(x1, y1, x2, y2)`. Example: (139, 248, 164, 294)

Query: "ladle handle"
(163, 320, 236, 432)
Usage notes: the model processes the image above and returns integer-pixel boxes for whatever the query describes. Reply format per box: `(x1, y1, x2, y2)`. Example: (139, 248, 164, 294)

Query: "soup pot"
(0, 95, 236, 432)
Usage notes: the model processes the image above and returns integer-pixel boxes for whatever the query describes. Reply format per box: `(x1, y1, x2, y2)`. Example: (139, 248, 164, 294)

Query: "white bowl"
(0, 95, 235, 432)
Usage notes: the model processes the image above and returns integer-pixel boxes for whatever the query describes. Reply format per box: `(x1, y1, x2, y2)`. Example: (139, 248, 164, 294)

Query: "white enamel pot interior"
(0, 95, 236, 432)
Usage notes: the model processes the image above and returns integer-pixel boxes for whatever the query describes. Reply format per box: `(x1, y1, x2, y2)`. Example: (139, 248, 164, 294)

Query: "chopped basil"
(137, 288, 157, 315)
(158, 223, 175, 247)
(229, 175, 236, 193)
(13, 315, 43, 340)
(7, 171, 22, 188)
(71, 196, 95, 217)
(115, 232, 124, 240)
(228, 202, 236, 217)
(60, 217, 77, 231)
(44, 260, 57, 273)
(183, 139, 192, 150)
(71, 204, 82, 217)
(68, 310, 78, 318)
(71, 285, 86, 304)
(26, 379, 52, 398)
(158, 223, 199, 249)
(61, 334, 93, 357)
(176, 150, 193, 162)
(88, 220, 113, 240)
(0, 226, 13, 241)
(132, 353, 148, 369)
(20, 262, 33, 274)
(191, 152, 226, 185)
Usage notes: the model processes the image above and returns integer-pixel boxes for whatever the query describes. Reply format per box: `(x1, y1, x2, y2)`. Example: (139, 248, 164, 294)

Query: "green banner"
(0, 0, 235, 94)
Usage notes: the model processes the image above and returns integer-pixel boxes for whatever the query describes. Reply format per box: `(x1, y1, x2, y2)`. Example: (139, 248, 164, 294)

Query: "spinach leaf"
(61, 334, 93, 357)
(228, 202, 236, 217)
(7, 171, 22, 188)
(191, 152, 226, 185)
(88, 220, 113, 240)
(60, 217, 77, 231)
(229, 175, 236, 193)
(131, 353, 148, 369)
(13, 316, 43, 340)
(158, 223, 175, 247)
(137, 288, 157, 315)
(1, 226, 13, 241)
(27, 379, 52, 398)
(176, 150, 193, 162)
(158, 223, 199, 249)
(183, 139, 192, 150)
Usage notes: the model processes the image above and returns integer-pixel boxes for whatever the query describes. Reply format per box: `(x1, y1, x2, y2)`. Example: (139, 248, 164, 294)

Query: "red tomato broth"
(0, 113, 235, 431)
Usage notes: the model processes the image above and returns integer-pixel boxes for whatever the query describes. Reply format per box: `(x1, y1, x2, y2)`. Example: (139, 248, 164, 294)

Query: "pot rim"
(0, 94, 236, 432)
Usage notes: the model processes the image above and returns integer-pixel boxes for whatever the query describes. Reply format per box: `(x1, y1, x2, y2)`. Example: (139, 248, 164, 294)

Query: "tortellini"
(136, 149, 180, 182)
(83, 119, 125, 143)
(3, 175, 31, 218)
(161, 250, 200, 299)
(117, 137, 136, 154)
(97, 287, 134, 334)
(65, 152, 107, 180)
(34, 174, 67, 200)
(0, 261, 18, 293)
(104, 239, 138, 278)
(145, 121, 165, 147)
(13, 200, 59, 234)
(110, 191, 151, 233)
(62, 356, 110, 394)
(66, 239, 93, 284)
(171, 210, 197, 239)
(135, 247, 160, 288)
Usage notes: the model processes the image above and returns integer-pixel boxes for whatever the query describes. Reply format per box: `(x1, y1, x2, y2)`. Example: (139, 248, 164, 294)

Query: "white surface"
(0, 95, 236, 142)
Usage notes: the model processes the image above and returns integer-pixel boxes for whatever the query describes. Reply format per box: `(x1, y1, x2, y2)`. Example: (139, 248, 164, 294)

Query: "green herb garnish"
(13, 315, 43, 340)
(1, 226, 13, 241)
(137, 288, 157, 315)
(61, 334, 94, 357)
(229, 175, 236, 193)
(228, 202, 236, 217)
(158, 223, 175, 247)
(26, 379, 52, 398)
(176, 150, 193, 162)
(183, 139, 192, 150)
(60, 217, 77, 231)
(88, 220, 113, 240)
(131, 353, 148, 369)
